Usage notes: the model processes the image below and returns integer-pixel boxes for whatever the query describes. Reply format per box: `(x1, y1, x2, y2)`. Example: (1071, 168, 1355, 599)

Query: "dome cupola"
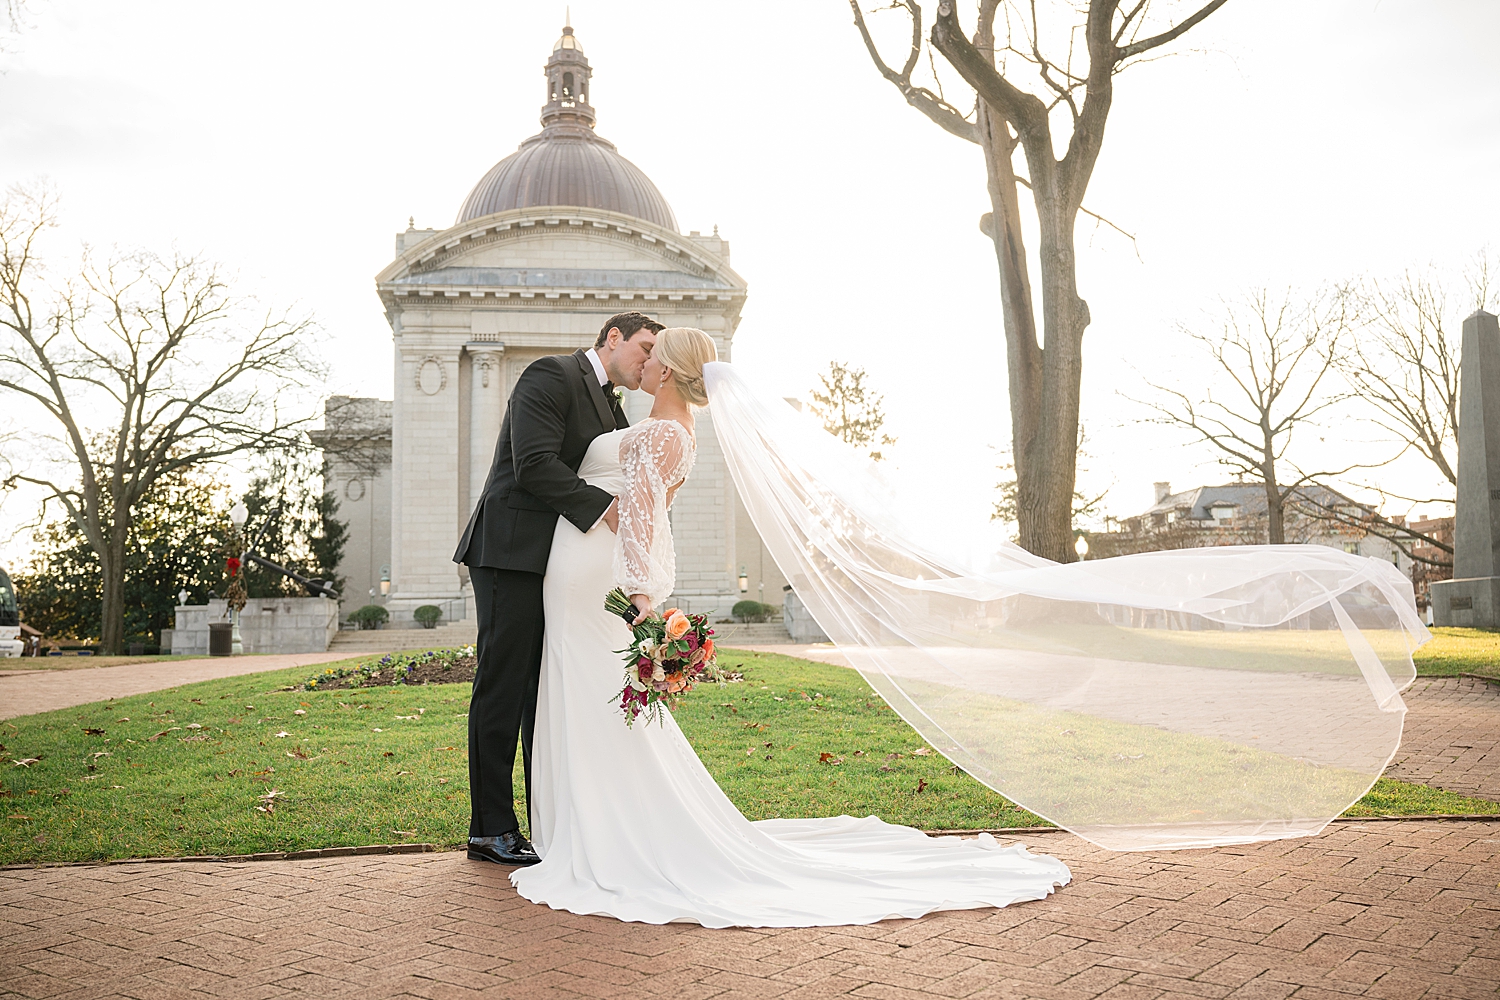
(455, 21, 678, 232)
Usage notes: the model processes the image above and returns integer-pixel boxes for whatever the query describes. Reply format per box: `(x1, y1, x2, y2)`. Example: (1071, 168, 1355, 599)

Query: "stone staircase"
(327, 620, 478, 655)
(327, 618, 792, 655)
(710, 621, 794, 645)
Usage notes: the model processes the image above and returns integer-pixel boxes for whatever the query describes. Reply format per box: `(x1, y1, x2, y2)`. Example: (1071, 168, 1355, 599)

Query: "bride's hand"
(629, 593, 654, 626)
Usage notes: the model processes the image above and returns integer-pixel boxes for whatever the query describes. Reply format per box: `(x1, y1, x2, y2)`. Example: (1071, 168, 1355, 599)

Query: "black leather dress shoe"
(468, 832, 541, 866)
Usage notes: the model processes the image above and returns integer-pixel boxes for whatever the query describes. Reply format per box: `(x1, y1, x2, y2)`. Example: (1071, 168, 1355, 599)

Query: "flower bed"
(300, 646, 476, 691)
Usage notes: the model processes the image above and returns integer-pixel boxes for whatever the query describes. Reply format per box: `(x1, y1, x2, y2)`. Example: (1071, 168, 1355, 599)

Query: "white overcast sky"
(1, 0, 1496, 568)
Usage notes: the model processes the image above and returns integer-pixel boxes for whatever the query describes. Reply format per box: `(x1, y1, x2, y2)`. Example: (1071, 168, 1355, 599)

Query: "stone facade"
(164, 598, 339, 656)
(308, 397, 393, 615)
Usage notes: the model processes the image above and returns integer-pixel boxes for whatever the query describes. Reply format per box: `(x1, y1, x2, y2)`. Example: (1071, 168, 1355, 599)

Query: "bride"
(511, 327, 1072, 928)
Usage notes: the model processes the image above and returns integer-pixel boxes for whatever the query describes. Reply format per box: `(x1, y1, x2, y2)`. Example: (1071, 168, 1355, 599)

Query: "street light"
(1074, 535, 1090, 560)
(738, 566, 749, 594)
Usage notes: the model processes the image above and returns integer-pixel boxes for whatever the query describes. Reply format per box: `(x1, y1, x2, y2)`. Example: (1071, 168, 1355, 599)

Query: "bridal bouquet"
(604, 587, 723, 728)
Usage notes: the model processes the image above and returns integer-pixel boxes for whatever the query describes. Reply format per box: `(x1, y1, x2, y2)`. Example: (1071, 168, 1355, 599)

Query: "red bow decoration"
(226, 556, 241, 577)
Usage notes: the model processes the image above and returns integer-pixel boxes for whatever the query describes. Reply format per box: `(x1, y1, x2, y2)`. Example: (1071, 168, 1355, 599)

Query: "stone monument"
(1432, 309, 1500, 627)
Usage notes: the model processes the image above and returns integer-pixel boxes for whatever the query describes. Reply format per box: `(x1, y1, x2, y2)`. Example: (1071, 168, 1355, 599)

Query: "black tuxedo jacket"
(454, 349, 629, 574)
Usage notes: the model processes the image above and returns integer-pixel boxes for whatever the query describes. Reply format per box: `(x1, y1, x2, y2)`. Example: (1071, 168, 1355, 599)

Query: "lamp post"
(228, 502, 249, 655)
(738, 566, 749, 595)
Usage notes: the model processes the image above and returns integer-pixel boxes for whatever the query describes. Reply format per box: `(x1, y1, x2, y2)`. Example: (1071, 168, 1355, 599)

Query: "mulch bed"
(314, 654, 477, 690)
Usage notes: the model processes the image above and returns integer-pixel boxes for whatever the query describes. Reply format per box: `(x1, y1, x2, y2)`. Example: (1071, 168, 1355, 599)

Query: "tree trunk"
(1262, 469, 1285, 545)
(1018, 171, 1090, 563)
(99, 529, 128, 654)
(977, 102, 1044, 520)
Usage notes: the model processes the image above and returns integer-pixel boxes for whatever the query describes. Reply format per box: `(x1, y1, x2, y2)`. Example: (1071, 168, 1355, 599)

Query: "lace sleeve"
(614, 420, 692, 602)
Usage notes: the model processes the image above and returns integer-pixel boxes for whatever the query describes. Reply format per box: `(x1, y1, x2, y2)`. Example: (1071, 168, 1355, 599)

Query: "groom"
(455, 311, 663, 865)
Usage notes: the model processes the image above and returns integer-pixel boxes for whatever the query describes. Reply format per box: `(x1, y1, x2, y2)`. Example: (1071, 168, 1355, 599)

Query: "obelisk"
(1432, 309, 1500, 626)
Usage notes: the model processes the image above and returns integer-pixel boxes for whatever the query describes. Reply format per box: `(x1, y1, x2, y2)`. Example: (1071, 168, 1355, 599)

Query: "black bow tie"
(601, 381, 616, 397)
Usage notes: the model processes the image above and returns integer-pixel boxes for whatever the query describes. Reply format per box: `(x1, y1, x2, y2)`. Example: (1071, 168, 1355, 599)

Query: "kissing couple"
(453, 312, 1071, 928)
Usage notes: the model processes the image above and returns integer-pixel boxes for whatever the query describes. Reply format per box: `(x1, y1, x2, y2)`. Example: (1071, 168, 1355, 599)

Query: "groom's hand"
(602, 497, 620, 533)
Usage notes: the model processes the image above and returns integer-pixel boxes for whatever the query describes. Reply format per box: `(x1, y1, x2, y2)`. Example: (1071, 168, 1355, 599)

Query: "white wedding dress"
(510, 418, 1071, 928)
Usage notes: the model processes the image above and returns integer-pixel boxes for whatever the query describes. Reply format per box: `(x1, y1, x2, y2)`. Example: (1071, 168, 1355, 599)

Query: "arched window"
(562, 72, 574, 98)
(549, 75, 558, 101)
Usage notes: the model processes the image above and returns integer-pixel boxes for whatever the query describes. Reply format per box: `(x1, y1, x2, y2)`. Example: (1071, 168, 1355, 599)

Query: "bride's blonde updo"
(654, 327, 717, 406)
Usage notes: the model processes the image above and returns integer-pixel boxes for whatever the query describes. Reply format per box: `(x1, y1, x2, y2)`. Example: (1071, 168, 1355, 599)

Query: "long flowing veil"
(704, 361, 1427, 851)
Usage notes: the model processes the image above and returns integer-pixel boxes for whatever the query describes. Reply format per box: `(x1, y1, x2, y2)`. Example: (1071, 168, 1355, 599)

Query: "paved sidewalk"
(2, 820, 1497, 999)
(1386, 676, 1500, 801)
(0, 653, 355, 721)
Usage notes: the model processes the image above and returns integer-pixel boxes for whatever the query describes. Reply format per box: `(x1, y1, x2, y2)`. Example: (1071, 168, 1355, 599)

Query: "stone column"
(1432, 309, 1500, 626)
(468, 349, 504, 511)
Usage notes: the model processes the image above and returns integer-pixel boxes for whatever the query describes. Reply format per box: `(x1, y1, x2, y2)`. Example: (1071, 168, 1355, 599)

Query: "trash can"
(208, 622, 233, 656)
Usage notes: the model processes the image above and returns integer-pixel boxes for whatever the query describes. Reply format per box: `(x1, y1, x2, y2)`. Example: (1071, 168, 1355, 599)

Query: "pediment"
(377, 206, 746, 292)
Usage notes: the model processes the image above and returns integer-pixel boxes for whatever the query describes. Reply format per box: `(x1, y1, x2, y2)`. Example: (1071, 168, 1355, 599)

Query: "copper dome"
(456, 132, 678, 232)
(455, 24, 678, 233)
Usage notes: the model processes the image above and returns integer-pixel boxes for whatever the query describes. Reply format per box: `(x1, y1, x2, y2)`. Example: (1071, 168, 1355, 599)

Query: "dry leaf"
(273, 731, 291, 738)
(116, 718, 129, 722)
(853, 750, 865, 757)
(382, 751, 395, 757)
(885, 752, 902, 760)
(879, 765, 893, 772)
(394, 715, 418, 720)
(11, 758, 39, 767)
(372, 728, 383, 733)
(437, 778, 449, 784)
(911, 748, 933, 756)
(818, 752, 844, 765)
(916, 779, 928, 793)
(147, 728, 180, 741)
(436, 746, 458, 751)
(293, 709, 306, 716)
(772, 696, 785, 702)
(82, 728, 104, 735)
(8, 814, 31, 820)
(185, 723, 203, 730)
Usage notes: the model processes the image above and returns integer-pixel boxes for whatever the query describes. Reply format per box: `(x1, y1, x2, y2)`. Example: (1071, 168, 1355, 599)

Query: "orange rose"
(702, 637, 714, 658)
(662, 608, 679, 618)
(664, 611, 691, 640)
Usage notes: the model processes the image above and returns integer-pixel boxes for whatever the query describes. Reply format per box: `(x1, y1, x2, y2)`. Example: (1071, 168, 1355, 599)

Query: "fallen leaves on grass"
(911, 748, 933, 756)
(819, 752, 844, 765)
(273, 731, 291, 738)
(82, 728, 104, 735)
(916, 779, 928, 793)
(255, 789, 283, 814)
(147, 728, 180, 741)
(11, 758, 39, 767)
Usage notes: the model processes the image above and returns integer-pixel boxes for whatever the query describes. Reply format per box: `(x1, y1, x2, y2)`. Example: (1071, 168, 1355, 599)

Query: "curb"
(929, 815, 1500, 840)
(0, 842, 442, 871)
(7, 815, 1498, 870)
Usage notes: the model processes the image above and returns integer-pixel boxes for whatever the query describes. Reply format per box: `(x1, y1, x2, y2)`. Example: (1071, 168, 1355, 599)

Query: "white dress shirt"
(584, 347, 616, 530)
(584, 348, 609, 386)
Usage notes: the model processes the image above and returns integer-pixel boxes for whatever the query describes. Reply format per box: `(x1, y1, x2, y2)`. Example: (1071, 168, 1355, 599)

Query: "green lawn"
(1, 647, 1494, 865)
(1414, 627, 1500, 679)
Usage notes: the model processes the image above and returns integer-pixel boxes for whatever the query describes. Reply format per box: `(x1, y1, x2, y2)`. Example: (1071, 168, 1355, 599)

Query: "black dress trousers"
(467, 565, 546, 838)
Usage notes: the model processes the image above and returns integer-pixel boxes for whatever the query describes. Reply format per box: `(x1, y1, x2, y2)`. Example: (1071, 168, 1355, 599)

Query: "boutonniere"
(609, 386, 623, 402)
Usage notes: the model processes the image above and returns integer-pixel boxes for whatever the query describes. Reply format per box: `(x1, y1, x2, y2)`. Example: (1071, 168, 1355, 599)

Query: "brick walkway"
(0, 653, 354, 722)
(1386, 677, 1500, 802)
(3, 820, 1497, 1000)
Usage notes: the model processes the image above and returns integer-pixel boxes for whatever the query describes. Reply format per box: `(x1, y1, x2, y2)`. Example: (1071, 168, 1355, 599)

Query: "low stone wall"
(164, 597, 340, 656)
(782, 589, 830, 644)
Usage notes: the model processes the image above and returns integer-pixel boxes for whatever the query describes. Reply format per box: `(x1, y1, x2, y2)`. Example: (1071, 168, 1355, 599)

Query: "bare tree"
(808, 361, 898, 461)
(0, 185, 325, 652)
(1339, 256, 1495, 489)
(851, 0, 1228, 561)
(1133, 290, 1360, 545)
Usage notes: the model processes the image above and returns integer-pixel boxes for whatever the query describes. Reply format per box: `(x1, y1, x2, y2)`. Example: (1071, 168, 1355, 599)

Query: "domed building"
(320, 24, 751, 630)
